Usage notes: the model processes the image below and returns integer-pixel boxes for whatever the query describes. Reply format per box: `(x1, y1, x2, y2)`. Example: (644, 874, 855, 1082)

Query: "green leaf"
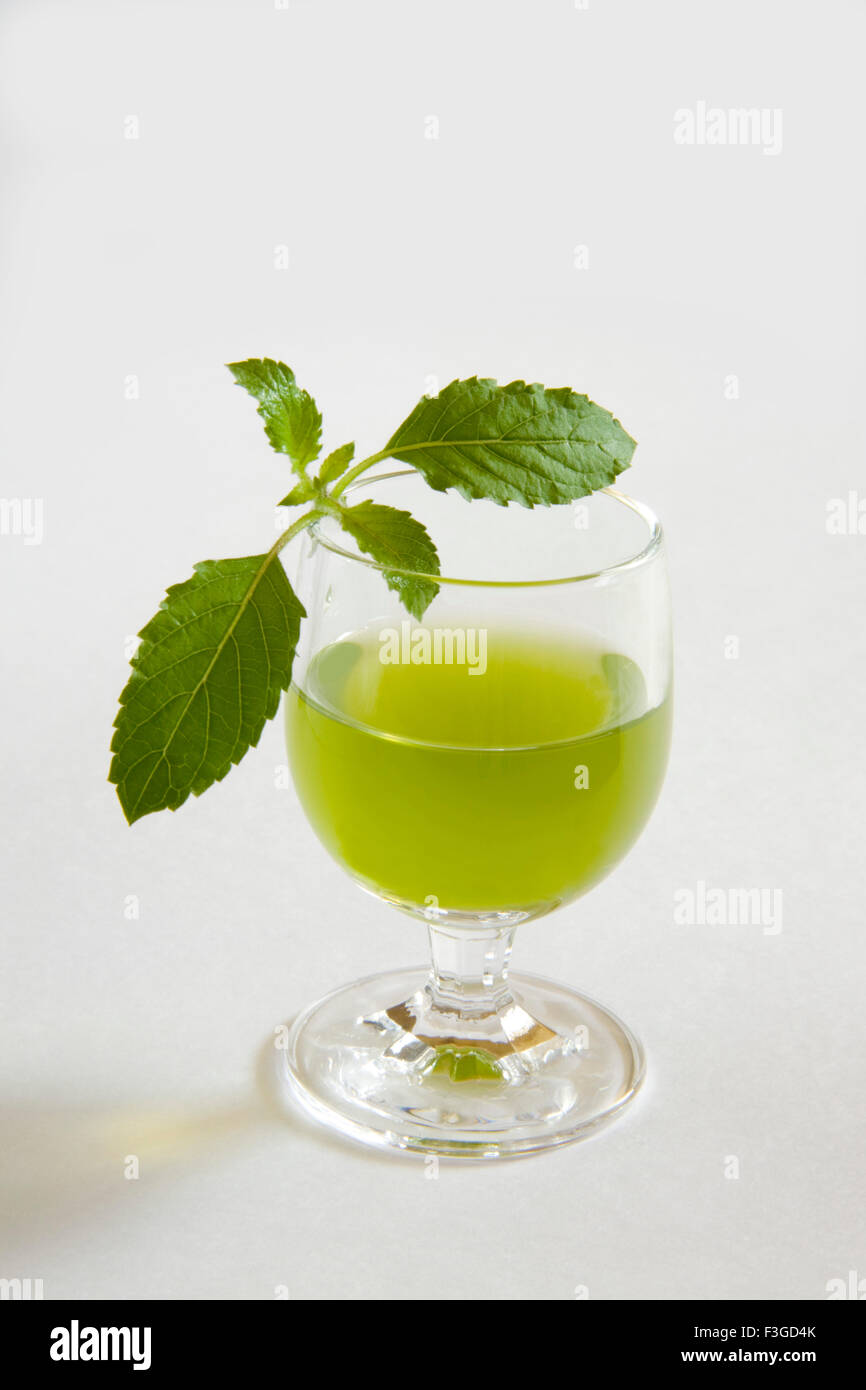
(317, 441, 355, 485)
(109, 554, 305, 823)
(227, 358, 322, 471)
(278, 479, 316, 507)
(336, 500, 440, 620)
(385, 376, 635, 507)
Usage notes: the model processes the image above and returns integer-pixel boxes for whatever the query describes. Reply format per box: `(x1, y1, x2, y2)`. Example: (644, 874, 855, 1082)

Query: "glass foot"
(280, 967, 645, 1158)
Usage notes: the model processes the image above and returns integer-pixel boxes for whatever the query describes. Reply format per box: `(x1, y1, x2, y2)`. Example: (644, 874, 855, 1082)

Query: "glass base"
(280, 968, 645, 1159)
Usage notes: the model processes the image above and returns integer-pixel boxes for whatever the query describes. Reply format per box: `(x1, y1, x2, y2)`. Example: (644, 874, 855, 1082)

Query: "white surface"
(1, 0, 864, 1300)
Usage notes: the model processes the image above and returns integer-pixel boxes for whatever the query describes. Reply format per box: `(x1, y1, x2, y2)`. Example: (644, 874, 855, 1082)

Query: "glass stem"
(425, 922, 517, 1020)
(379, 922, 564, 1076)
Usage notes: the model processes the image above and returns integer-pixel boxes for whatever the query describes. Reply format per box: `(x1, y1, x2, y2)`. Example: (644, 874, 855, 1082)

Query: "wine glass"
(280, 470, 672, 1157)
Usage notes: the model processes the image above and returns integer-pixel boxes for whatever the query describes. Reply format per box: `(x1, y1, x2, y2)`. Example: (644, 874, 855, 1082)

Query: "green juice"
(286, 624, 671, 916)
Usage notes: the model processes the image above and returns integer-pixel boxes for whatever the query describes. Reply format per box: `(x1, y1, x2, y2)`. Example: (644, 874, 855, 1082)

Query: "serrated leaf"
(227, 358, 322, 471)
(336, 500, 440, 620)
(317, 441, 355, 485)
(109, 554, 305, 824)
(278, 479, 316, 507)
(385, 376, 635, 507)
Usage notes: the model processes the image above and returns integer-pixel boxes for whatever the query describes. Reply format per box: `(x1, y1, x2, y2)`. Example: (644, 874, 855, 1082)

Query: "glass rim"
(308, 470, 664, 589)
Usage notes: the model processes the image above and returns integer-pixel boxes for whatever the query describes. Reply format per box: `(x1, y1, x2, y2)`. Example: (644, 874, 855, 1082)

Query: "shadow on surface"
(0, 1022, 403, 1259)
(0, 1038, 325, 1256)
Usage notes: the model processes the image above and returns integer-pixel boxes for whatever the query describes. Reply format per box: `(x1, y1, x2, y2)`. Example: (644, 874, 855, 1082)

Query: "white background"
(1, 0, 864, 1300)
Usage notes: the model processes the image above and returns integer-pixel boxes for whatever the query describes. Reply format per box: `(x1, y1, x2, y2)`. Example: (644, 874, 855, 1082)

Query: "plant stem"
(271, 442, 396, 562)
(329, 448, 394, 499)
(273, 506, 323, 557)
